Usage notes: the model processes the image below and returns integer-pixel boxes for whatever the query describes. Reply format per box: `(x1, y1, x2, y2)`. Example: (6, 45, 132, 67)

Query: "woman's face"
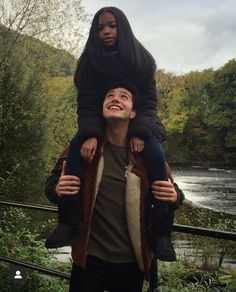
(98, 11, 117, 47)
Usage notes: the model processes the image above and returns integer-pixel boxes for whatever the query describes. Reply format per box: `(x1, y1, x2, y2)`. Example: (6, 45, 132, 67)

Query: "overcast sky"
(81, 0, 236, 74)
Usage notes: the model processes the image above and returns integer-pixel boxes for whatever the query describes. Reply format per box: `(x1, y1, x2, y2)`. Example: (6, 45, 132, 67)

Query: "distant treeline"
(0, 28, 235, 203)
(156, 60, 236, 165)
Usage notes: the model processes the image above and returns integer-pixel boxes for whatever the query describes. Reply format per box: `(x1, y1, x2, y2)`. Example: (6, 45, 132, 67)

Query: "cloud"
(81, 0, 236, 73)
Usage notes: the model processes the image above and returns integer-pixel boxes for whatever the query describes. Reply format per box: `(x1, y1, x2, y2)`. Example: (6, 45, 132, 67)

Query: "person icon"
(14, 270, 22, 280)
(10, 266, 26, 285)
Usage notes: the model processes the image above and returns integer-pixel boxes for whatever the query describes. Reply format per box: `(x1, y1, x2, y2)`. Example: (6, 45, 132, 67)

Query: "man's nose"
(111, 95, 120, 102)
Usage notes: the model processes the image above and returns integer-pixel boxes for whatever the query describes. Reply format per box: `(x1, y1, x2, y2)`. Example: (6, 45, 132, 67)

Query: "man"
(44, 86, 184, 292)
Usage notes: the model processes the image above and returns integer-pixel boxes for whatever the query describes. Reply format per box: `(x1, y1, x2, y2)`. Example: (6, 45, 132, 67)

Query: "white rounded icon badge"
(10, 265, 27, 286)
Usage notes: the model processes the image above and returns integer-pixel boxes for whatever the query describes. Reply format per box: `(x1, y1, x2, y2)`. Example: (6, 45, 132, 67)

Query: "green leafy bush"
(219, 268, 236, 289)
(0, 207, 70, 291)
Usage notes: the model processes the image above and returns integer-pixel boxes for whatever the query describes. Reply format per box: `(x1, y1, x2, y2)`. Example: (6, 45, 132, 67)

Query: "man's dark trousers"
(69, 255, 144, 292)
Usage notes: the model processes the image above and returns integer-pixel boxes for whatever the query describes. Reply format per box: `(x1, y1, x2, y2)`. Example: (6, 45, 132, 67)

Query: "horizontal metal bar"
(0, 200, 57, 213)
(0, 255, 70, 280)
(1, 200, 236, 241)
(173, 224, 236, 241)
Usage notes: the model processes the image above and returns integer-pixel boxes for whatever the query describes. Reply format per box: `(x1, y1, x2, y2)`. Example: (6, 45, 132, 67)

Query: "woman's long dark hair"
(75, 6, 156, 85)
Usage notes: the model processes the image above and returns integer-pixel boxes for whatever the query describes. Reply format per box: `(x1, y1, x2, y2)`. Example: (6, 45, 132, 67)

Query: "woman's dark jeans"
(142, 136, 169, 213)
(65, 131, 85, 179)
(142, 136, 168, 182)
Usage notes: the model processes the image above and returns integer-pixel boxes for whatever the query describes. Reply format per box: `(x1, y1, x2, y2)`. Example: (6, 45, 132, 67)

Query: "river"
(171, 165, 236, 216)
(171, 165, 236, 269)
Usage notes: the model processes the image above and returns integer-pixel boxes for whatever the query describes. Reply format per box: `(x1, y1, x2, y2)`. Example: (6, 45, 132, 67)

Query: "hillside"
(0, 24, 77, 77)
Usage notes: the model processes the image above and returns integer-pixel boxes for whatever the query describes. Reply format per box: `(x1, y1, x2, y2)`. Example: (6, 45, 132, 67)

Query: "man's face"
(103, 87, 136, 121)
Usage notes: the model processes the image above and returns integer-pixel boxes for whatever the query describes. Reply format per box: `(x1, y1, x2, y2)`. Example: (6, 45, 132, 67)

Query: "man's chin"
(106, 116, 129, 122)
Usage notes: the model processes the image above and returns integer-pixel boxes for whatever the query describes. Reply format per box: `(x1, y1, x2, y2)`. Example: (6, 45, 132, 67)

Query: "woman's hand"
(55, 161, 80, 197)
(130, 137, 144, 152)
(151, 179, 177, 203)
(80, 137, 97, 162)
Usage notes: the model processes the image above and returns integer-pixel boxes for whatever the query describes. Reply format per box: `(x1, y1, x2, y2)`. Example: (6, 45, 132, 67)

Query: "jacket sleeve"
(128, 73, 166, 142)
(166, 163, 185, 209)
(76, 55, 104, 140)
(172, 182, 185, 209)
(44, 173, 60, 205)
(44, 150, 68, 205)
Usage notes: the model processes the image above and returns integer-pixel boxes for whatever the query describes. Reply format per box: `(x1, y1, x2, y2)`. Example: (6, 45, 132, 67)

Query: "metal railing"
(0, 255, 70, 280)
(0, 199, 236, 282)
(0, 200, 57, 213)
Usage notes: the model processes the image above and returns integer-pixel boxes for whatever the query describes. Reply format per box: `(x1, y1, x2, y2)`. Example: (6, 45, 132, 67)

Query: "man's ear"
(130, 110, 136, 119)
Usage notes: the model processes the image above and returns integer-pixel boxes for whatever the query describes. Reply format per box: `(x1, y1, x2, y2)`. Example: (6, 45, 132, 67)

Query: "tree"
(0, 0, 88, 70)
(43, 76, 77, 171)
(181, 69, 215, 161)
(204, 59, 236, 163)
(0, 41, 48, 202)
(156, 63, 236, 164)
(0, 0, 88, 202)
(156, 70, 189, 162)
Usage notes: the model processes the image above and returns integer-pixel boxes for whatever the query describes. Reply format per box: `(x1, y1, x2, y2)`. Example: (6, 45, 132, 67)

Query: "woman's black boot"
(45, 197, 81, 248)
(150, 199, 176, 261)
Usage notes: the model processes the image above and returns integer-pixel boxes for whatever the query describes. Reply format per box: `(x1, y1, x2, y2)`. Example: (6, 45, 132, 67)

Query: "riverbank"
(170, 161, 236, 168)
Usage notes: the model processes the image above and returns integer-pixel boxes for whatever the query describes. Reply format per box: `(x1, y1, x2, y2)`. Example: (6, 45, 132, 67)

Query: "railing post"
(148, 256, 160, 292)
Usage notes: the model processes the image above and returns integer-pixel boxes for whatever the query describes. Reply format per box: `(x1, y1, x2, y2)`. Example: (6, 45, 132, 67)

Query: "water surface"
(172, 166, 236, 216)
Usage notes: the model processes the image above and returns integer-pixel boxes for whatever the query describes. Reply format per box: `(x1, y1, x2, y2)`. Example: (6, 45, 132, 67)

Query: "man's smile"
(107, 104, 123, 110)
